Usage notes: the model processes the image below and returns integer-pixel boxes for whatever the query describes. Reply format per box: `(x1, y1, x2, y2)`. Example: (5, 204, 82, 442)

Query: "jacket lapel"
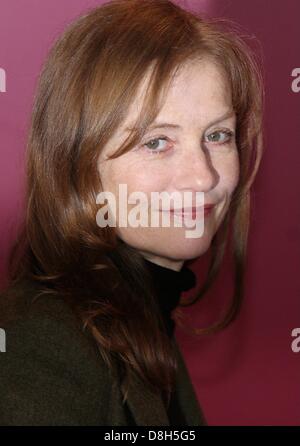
(121, 371, 170, 426)
(172, 338, 207, 426)
(119, 337, 206, 426)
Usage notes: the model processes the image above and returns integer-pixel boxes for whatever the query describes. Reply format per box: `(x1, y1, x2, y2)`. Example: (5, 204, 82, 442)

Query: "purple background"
(0, 0, 299, 425)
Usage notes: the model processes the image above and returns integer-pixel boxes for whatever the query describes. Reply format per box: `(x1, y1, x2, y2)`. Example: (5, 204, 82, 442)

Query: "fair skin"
(98, 57, 240, 271)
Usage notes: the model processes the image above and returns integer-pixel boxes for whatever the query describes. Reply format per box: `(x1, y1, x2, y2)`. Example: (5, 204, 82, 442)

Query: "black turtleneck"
(143, 258, 197, 338)
(142, 257, 197, 426)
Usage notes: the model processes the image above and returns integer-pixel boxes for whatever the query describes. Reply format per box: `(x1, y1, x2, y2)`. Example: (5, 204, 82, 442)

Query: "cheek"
(98, 158, 131, 193)
(216, 151, 240, 193)
(101, 157, 169, 198)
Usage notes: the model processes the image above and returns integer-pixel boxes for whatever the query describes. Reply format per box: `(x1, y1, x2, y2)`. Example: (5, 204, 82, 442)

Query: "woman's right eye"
(141, 137, 170, 154)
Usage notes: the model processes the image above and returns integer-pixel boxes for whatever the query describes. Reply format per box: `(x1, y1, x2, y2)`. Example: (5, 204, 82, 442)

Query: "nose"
(174, 142, 218, 193)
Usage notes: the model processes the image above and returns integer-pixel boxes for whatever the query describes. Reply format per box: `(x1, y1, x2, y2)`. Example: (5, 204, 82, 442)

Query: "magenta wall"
(0, 0, 299, 426)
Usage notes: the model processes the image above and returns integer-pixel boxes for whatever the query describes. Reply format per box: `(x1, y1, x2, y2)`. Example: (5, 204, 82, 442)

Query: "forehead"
(122, 57, 233, 131)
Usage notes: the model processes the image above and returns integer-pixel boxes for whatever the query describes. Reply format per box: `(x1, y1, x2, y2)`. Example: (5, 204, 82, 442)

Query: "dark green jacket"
(0, 279, 207, 426)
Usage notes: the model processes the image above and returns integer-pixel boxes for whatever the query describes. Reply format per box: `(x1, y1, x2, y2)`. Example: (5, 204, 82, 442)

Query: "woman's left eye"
(142, 137, 170, 154)
(205, 129, 235, 145)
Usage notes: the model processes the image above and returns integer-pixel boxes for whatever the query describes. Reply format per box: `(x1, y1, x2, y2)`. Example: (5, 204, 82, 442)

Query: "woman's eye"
(205, 130, 235, 145)
(142, 137, 170, 153)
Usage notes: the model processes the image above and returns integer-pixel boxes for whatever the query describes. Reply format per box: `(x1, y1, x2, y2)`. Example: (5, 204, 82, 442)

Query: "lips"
(170, 205, 215, 213)
(160, 204, 216, 219)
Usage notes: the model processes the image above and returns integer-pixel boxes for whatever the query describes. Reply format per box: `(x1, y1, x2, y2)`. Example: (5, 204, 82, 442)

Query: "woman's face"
(98, 58, 239, 271)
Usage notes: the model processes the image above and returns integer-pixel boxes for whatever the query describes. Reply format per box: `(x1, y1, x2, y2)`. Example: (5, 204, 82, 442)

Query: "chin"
(118, 224, 216, 261)
(151, 236, 213, 263)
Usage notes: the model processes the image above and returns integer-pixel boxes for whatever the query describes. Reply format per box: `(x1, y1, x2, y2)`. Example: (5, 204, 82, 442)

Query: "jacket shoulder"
(0, 279, 114, 425)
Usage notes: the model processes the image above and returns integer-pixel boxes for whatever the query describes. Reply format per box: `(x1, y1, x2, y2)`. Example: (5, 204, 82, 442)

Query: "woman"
(0, 0, 264, 426)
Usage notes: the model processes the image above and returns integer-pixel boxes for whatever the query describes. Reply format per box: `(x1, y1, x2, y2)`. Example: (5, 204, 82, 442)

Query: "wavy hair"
(5, 0, 264, 406)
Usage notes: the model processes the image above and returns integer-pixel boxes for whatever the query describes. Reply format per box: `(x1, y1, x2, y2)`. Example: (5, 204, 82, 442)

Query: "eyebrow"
(125, 110, 235, 133)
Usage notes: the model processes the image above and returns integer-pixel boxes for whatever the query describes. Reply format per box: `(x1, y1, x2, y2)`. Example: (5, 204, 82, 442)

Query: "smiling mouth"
(159, 204, 215, 219)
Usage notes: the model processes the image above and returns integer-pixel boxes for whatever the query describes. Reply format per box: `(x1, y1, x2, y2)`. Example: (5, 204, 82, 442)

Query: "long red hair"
(4, 0, 264, 406)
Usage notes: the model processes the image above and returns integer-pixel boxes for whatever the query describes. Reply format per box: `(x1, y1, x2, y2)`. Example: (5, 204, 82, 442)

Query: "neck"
(139, 252, 184, 272)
